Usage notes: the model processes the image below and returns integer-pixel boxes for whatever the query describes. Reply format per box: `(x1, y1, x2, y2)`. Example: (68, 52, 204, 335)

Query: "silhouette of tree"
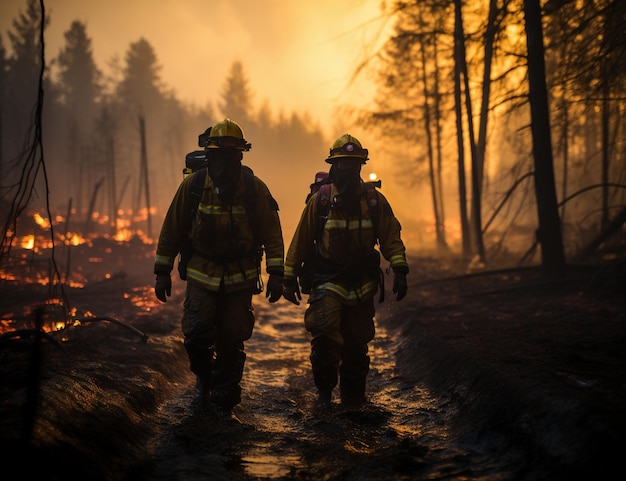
(56, 20, 102, 215)
(541, 0, 626, 258)
(218, 61, 253, 122)
(0, 35, 7, 169)
(117, 38, 162, 113)
(115, 38, 171, 219)
(523, 0, 565, 274)
(57, 21, 101, 114)
(3, 0, 48, 166)
(363, 1, 453, 252)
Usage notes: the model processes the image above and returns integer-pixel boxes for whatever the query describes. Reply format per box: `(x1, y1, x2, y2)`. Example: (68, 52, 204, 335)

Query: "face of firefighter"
(329, 160, 362, 214)
(207, 148, 243, 200)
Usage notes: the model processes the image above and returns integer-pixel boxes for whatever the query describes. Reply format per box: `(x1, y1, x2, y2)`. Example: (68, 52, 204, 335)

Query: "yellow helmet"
(325, 133, 368, 164)
(206, 118, 251, 151)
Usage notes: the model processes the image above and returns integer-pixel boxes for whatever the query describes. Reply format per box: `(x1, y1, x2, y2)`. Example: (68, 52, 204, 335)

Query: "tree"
(523, 0, 566, 274)
(218, 61, 254, 122)
(117, 37, 163, 115)
(453, 0, 471, 259)
(3, 0, 47, 164)
(360, 1, 455, 252)
(115, 38, 169, 219)
(57, 21, 101, 116)
(56, 20, 102, 215)
(0, 35, 7, 169)
(544, 0, 626, 254)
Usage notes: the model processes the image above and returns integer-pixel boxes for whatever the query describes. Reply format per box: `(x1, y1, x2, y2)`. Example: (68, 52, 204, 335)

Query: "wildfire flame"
(33, 212, 51, 229)
(1, 208, 158, 336)
(21, 234, 35, 250)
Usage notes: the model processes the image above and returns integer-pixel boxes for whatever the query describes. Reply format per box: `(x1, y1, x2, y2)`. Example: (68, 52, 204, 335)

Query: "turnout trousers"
(181, 281, 255, 410)
(304, 291, 376, 403)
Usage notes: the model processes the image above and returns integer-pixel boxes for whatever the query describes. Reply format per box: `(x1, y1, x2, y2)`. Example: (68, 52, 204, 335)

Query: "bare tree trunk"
(418, 31, 445, 249)
(0, 52, 4, 169)
(523, 0, 566, 274)
(106, 135, 117, 236)
(138, 115, 152, 238)
(462, 27, 485, 262)
(476, 0, 503, 193)
(432, 32, 448, 250)
(64, 198, 72, 283)
(84, 177, 105, 235)
(454, 0, 471, 259)
(601, 78, 610, 230)
(559, 97, 569, 222)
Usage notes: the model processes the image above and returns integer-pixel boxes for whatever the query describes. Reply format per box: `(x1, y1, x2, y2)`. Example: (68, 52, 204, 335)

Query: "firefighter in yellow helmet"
(154, 119, 285, 420)
(283, 133, 409, 408)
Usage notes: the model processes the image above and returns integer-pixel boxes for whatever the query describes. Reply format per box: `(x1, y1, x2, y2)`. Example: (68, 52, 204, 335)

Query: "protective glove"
(266, 274, 284, 303)
(155, 274, 172, 302)
(282, 278, 302, 305)
(392, 269, 408, 301)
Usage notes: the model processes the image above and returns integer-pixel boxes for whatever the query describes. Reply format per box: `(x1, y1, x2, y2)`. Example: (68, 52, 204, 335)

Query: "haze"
(0, 0, 389, 131)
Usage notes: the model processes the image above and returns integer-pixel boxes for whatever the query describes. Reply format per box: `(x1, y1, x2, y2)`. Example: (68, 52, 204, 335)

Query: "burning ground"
(1, 229, 626, 480)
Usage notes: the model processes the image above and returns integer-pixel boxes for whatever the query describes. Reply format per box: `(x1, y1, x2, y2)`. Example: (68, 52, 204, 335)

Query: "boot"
(191, 376, 211, 411)
(340, 390, 366, 407)
(314, 389, 332, 411)
(213, 404, 242, 424)
(340, 379, 366, 407)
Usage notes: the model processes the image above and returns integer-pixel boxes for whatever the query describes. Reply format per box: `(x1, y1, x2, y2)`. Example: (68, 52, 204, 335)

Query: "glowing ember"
(21, 234, 34, 249)
(33, 212, 51, 229)
(1, 206, 159, 337)
(64, 233, 86, 246)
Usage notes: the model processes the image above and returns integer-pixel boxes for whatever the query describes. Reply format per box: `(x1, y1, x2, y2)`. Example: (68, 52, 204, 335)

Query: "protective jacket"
(155, 168, 284, 292)
(284, 183, 408, 304)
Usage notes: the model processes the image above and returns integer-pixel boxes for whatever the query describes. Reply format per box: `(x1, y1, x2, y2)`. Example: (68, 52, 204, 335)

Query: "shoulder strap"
(363, 182, 380, 235)
(242, 166, 256, 215)
(241, 165, 261, 247)
(178, 168, 206, 281)
(317, 183, 332, 212)
(189, 166, 259, 244)
(315, 183, 332, 239)
(189, 168, 206, 224)
(315, 182, 380, 237)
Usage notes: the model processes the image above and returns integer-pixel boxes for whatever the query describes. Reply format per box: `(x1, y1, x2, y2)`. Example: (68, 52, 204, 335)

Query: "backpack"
(177, 152, 260, 281)
(304, 171, 330, 204)
(314, 180, 381, 236)
(299, 176, 384, 300)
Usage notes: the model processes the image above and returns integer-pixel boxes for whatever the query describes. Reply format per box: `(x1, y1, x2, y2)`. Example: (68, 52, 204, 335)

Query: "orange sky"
(0, 0, 391, 133)
(1, 0, 430, 248)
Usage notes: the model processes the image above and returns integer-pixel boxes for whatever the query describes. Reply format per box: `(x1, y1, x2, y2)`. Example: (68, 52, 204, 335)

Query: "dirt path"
(138, 297, 519, 480)
(3, 255, 624, 480)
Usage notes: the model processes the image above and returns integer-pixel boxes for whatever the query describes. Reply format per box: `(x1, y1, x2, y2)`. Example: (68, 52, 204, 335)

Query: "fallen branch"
(73, 316, 149, 343)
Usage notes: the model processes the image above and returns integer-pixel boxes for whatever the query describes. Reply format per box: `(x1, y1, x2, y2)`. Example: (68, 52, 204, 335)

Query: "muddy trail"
(140, 299, 501, 481)
(2, 253, 626, 480)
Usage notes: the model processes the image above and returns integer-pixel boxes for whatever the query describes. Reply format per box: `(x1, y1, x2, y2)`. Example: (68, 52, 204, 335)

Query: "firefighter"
(283, 133, 409, 408)
(154, 118, 285, 420)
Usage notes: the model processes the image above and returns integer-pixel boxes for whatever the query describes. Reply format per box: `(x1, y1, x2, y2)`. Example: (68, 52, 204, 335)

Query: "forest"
(0, 0, 625, 280)
(1, 3, 625, 479)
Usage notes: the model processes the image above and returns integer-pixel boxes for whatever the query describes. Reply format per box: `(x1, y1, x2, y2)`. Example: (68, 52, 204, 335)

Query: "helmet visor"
(329, 142, 368, 159)
(207, 135, 251, 151)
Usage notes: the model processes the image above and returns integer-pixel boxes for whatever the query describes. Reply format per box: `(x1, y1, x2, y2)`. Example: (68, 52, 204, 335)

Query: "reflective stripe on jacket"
(285, 183, 408, 303)
(155, 168, 284, 292)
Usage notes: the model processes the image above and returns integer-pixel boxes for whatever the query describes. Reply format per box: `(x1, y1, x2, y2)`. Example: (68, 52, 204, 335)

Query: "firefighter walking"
(154, 119, 284, 420)
(283, 133, 409, 408)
